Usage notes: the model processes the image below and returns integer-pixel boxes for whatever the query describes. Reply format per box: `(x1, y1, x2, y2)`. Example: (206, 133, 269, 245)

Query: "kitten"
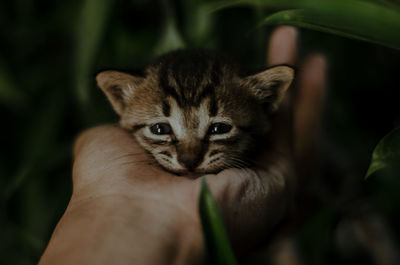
(96, 50, 294, 175)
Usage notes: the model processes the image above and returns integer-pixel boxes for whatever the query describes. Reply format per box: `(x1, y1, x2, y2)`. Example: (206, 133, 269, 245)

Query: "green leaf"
(207, 0, 400, 50)
(366, 127, 400, 178)
(74, 0, 113, 107)
(261, 4, 400, 50)
(199, 176, 238, 265)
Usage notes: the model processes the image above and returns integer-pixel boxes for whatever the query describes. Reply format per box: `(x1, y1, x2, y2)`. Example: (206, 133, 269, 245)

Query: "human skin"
(38, 26, 326, 265)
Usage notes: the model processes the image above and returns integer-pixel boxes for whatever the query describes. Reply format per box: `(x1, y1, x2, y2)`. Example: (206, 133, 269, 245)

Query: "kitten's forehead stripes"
(157, 51, 221, 116)
(162, 100, 171, 117)
(159, 65, 182, 106)
(208, 97, 218, 117)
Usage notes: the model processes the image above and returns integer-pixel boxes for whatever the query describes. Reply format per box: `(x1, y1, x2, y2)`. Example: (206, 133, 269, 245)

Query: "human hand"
(39, 26, 326, 265)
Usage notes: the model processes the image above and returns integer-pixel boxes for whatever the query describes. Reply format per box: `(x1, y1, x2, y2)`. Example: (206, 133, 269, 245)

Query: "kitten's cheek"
(198, 155, 224, 174)
(155, 155, 184, 173)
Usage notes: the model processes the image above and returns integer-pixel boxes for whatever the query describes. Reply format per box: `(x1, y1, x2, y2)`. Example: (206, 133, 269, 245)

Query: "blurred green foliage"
(0, 0, 399, 264)
(367, 127, 400, 178)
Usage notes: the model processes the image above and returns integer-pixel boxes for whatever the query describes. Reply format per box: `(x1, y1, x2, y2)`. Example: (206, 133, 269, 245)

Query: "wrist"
(40, 192, 205, 265)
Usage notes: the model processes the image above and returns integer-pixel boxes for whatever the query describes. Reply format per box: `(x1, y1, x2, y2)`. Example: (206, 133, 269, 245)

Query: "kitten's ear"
(96, 70, 143, 115)
(244, 65, 294, 111)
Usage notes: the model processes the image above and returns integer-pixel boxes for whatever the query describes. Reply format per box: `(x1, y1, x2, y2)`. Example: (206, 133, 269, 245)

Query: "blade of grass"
(366, 127, 400, 178)
(199, 176, 238, 265)
(153, 17, 185, 56)
(153, 1, 185, 55)
(74, 0, 113, 108)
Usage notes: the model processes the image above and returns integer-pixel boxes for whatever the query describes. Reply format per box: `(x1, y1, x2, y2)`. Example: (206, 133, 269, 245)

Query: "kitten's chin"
(161, 166, 223, 178)
(185, 172, 202, 179)
(154, 157, 224, 176)
(167, 169, 203, 178)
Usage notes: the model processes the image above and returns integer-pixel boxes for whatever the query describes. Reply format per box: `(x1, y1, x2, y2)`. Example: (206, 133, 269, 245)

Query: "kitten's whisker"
(225, 162, 253, 179)
(225, 156, 255, 178)
(228, 158, 249, 169)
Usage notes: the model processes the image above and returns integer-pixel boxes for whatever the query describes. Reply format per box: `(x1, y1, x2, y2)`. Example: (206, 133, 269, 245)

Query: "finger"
(267, 26, 298, 114)
(267, 26, 298, 67)
(262, 26, 298, 157)
(72, 125, 150, 188)
(205, 166, 292, 252)
(294, 54, 327, 181)
(73, 125, 141, 164)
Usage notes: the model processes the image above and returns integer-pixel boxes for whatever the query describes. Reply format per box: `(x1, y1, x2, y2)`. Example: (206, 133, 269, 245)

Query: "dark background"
(0, 0, 399, 264)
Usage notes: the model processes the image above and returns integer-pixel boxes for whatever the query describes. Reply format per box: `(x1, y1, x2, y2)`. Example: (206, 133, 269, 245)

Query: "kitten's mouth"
(173, 169, 203, 178)
(167, 167, 223, 178)
(186, 172, 202, 179)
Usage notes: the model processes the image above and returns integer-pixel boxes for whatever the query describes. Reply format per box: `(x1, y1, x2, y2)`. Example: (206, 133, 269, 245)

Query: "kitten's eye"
(150, 123, 172, 135)
(208, 123, 232, 134)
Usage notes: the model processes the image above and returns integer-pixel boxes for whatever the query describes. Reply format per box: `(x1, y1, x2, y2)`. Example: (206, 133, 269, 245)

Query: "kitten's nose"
(178, 154, 202, 171)
(176, 141, 204, 171)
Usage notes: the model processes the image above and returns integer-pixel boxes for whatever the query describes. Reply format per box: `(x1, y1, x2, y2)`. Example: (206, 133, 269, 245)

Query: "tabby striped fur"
(97, 50, 294, 175)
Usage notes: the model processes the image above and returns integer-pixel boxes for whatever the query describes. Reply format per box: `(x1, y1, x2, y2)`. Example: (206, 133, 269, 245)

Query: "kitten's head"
(96, 50, 294, 175)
